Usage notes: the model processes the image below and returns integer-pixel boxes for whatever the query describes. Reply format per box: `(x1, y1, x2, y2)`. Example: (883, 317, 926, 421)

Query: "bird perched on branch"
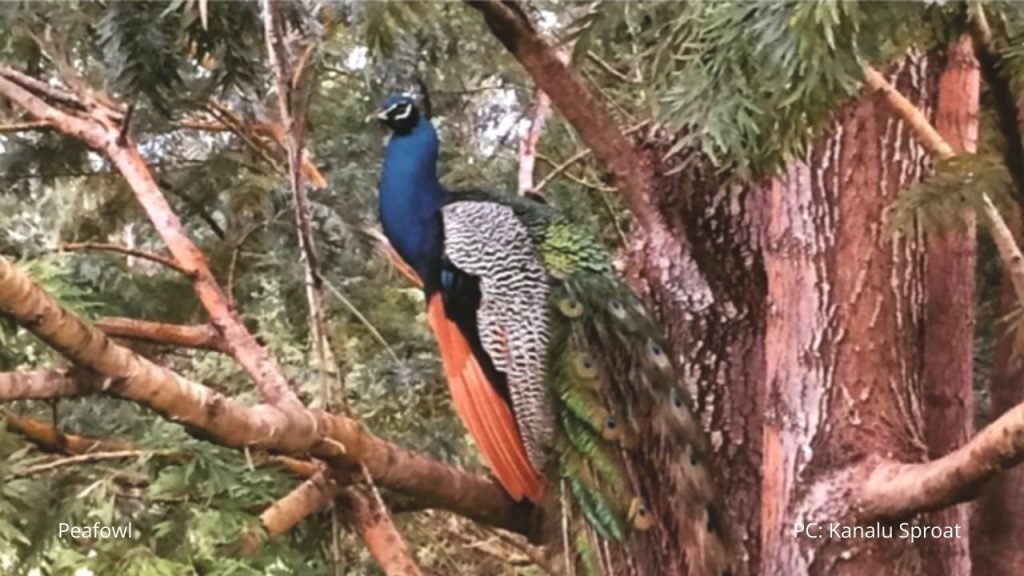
(372, 93, 731, 576)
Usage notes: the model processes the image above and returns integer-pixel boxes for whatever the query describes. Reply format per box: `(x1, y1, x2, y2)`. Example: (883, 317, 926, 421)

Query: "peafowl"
(373, 94, 732, 576)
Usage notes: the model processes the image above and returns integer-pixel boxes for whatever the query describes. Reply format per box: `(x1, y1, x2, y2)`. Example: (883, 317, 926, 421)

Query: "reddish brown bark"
(761, 58, 934, 575)
(921, 36, 978, 576)
(247, 472, 342, 552)
(338, 485, 423, 576)
(2, 410, 132, 453)
(972, 205, 1024, 574)
(95, 317, 227, 352)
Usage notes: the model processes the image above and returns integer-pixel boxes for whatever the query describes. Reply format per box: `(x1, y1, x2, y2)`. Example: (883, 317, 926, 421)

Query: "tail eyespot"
(558, 298, 584, 318)
(607, 299, 627, 319)
(628, 498, 654, 530)
(602, 416, 622, 441)
(573, 353, 598, 379)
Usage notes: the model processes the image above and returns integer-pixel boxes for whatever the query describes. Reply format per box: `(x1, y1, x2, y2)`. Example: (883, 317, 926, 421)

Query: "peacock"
(372, 93, 731, 576)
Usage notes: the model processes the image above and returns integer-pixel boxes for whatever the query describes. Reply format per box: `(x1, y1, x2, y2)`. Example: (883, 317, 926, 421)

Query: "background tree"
(3, 1, 1024, 576)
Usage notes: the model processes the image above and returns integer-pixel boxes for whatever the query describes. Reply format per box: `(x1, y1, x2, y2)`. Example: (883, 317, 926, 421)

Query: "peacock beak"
(366, 109, 389, 123)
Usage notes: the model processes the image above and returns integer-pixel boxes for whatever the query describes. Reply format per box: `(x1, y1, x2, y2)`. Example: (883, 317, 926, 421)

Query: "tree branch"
(2, 409, 132, 454)
(0, 120, 51, 133)
(338, 483, 424, 576)
(0, 253, 530, 536)
(466, 0, 661, 233)
(94, 317, 227, 352)
(8, 449, 180, 478)
(58, 242, 189, 275)
(245, 471, 343, 554)
(0, 369, 94, 401)
(858, 398, 1024, 519)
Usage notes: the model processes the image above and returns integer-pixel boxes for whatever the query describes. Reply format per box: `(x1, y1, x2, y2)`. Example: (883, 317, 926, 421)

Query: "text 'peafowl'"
(373, 94, 732, 576)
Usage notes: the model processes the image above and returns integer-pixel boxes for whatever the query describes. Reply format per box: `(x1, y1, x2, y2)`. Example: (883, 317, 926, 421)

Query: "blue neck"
(378, 118, 447, 285)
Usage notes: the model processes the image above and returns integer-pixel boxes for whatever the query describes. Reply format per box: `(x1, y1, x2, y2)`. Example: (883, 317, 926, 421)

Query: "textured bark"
(2, 410, 132, 453)
(0, 369, 93, 400)
(255, 472, 342, 544)
(338, 484, 424, 576)
(972, 205, 1024, 576)
(622, 166, 767, 575)
(94, 317, 227, 352)
(921, 36, 978, 576)
(761, 58, 934, 575)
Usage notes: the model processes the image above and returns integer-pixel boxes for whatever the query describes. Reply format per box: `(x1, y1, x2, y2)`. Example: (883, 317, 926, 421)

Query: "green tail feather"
(466, 191, 733, 575)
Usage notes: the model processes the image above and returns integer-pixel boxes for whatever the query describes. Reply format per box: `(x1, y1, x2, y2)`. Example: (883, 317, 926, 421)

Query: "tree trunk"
(922, 36, 978, 576)
(972, 201, 1024, 576)
(625, 150, 768, 574)
(760, 56, 936, 575)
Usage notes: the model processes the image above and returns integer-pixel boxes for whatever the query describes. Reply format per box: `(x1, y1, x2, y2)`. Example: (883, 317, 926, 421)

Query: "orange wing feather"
(428, 295, 545, 502)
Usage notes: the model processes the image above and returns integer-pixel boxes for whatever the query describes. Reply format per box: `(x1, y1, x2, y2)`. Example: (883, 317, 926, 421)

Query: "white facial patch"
(392, 103, 412, 120)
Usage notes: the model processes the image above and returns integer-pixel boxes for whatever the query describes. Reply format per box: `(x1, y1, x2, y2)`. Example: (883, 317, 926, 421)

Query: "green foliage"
(587, 1, 955, 173)
(97, 1, 185, 116)
(887, 154, 1013, 235)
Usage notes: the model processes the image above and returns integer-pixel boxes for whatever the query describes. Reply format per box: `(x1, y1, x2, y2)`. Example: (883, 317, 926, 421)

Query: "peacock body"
(374, 94, 731, 576)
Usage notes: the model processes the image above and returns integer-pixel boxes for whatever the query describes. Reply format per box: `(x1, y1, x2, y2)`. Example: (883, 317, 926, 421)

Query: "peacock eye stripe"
(608, 300, 627, 319)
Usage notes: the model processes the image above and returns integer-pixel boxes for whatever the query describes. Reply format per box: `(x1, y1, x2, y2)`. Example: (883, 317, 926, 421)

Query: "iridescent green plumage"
(450, 190, 732, 576)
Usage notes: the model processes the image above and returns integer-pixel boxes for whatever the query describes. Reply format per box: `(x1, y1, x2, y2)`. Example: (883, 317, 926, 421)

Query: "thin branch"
(58, 243, 188, 276)
(338, 483, 424, 576)
(244, 471, 343, 555)
(533, 120, 650, 193)
(4, 409, 320, 481)
(8, 449, 179, 478)
(0, 64, 86, 112)
(2, 410, 132, 454)
(262, 0, 334, 409)
(0, 120, 51, 133)
(365, 227, 424, 290)
(585, 50, 640, 84)
(517, 45, 570, 195)
(321, 275, 402, 365)
(94, 317, 227, 353)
